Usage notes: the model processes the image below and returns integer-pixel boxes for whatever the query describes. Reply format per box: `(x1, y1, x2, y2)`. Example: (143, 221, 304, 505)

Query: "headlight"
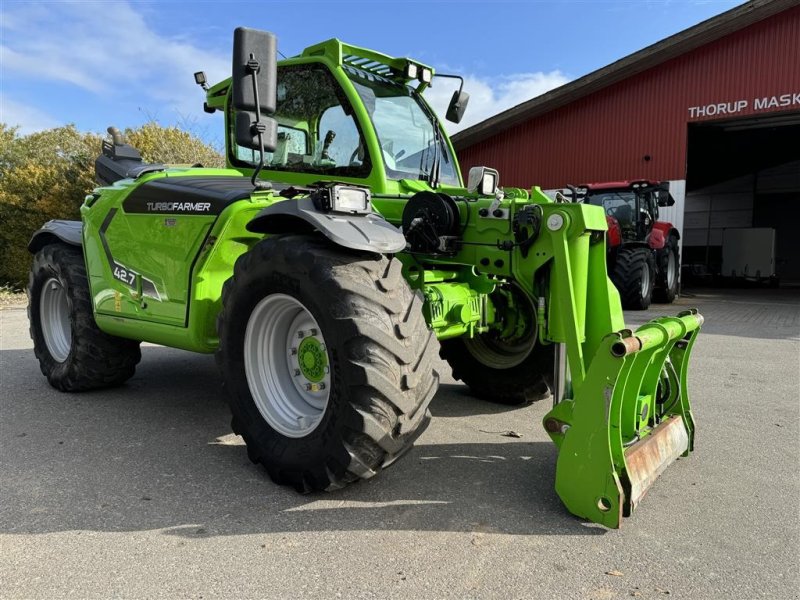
(313, 184, 372, 214)
(333, 186, 371, 213)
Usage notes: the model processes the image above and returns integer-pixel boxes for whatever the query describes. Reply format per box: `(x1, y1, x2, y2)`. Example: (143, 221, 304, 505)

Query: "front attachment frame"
(543, 310, 702, 528)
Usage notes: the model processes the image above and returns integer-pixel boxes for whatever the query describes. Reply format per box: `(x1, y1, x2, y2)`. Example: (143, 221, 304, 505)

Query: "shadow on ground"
(0, 347, 600, 538)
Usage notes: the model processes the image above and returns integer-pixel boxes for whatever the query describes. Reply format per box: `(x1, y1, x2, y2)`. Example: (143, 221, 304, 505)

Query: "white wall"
(683, 159, 800, 247)
(684, 175, 754, 247)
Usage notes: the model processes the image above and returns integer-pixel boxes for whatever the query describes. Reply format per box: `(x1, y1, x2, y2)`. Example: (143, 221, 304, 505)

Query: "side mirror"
(446, 90, 470, 124)
(467, 166, 499, 196)
(232, 27, 278, 152)
(657, 190, 675, 207)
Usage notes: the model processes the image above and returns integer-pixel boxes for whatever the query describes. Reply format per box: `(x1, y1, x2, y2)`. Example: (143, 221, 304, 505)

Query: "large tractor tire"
(440, 334, 554, 406)
(440, 283, 553, 406)
(216, 234, 440, 492)
(28, 244, 141, 391)
(611, 246, 656, 310)
(653, 234, 680, 303)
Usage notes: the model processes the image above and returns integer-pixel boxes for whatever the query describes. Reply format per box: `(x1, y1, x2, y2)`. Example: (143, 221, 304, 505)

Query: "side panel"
(90, 195, 276, 352)
(97, 206, 214, 326)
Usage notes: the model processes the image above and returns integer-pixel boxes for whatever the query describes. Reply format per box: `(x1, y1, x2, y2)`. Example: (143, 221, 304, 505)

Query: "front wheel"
(216, 235, 440, 492)
(611, 246, 656, 310)
(653, 235, 679, 303)
(440, 335, 554, 406)
(440, 285, 554, 406)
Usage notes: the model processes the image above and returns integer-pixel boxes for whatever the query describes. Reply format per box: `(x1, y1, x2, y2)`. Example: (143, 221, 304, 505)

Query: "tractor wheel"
(440, 285, 553, 406)
(216, 234, 440, 492)
(28, 244, 141, 391)
(611, 246, 656, 310)
(653, 235, 679, 303)
(440, 334, 554, 405)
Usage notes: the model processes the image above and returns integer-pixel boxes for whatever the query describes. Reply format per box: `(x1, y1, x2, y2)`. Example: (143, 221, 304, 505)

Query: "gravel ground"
(1, 288, 798, 599)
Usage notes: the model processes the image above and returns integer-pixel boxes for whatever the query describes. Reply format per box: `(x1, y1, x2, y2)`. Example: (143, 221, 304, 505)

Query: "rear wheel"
(653, 235, 679, 303)
(216, 235, 440, 492)
(611, 246, 656, 310)
(28, 244, 141, 391)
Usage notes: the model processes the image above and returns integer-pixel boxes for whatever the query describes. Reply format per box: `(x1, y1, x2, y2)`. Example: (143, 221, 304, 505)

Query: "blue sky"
(1, 0, 743, 147)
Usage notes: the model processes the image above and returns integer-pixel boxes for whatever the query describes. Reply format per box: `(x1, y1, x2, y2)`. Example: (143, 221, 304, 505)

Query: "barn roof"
(451, 0, 796, 150)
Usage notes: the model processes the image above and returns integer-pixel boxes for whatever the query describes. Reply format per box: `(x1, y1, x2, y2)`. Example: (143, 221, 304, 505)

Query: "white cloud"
(425, 71, 570, 135)
(1, 1, 229, 125)
(0, 94, 60, 134)
(1, 1, 568, 141)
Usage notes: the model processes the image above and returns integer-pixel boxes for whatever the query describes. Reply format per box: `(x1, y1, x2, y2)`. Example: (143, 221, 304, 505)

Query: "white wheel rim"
(243, 293, 331, 438)
(39, 277, 72, 363)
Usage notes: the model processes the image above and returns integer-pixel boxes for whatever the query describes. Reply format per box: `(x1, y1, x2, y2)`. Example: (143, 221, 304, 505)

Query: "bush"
(0, 123, 224, 286)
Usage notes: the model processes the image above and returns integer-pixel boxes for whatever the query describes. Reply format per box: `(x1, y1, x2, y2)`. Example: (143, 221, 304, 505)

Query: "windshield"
(587, 191, 638, 225)
(345, 67, 459, 186)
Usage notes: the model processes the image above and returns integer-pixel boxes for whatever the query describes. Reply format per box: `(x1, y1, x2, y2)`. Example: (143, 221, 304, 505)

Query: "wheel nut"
(294, 369, 301, 377)
(290, 347, 297, 355)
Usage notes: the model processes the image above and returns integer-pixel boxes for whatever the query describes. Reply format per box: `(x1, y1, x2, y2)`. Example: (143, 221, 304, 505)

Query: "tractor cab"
(200, 39, 469, 197)
(578, 180, 673, 243)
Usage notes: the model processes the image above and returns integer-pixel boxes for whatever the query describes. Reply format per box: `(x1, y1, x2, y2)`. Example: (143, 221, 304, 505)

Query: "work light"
(313, 184, 372, 214)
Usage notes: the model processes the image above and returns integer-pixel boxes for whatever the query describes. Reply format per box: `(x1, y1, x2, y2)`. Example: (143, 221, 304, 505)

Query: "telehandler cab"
(27, 28, 702, 527)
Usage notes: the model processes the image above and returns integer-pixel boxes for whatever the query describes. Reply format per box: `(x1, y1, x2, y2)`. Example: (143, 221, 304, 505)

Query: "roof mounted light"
(404, 62, 418, 80)
(419, 68, 432, 84)
(193, 71, 209, 91)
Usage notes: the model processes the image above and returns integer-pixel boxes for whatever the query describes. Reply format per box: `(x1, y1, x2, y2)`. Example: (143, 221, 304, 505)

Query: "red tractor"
(570, 180, 680, 309)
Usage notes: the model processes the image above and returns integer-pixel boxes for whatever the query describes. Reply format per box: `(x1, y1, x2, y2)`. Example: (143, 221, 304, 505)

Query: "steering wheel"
(349, 143, 363, 166)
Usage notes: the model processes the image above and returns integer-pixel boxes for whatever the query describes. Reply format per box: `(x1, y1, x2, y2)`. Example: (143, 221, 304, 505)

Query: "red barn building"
(452, 0, 800, 282)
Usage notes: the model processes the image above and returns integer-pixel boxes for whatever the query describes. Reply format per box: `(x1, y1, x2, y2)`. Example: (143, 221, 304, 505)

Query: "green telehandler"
(27, 28, 702, 528)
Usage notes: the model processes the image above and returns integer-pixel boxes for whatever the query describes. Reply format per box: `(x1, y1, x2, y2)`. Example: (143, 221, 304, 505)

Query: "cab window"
(230, 64, 370, 178)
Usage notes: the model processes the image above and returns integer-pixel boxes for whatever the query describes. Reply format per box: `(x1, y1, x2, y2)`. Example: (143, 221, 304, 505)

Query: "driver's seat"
(613, 204, 633, 223)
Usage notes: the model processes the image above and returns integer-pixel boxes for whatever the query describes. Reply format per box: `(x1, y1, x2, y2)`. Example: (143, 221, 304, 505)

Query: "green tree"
(0, 122, 224, 286)
(125, 122, 224, 168)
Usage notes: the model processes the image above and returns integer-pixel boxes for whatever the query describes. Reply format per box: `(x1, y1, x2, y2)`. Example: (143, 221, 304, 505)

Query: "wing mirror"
(435, 73, 470, 124)
(657, 190, 675, 207)
(231, 27, 278, 155)
(446, 90, 470, 124)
